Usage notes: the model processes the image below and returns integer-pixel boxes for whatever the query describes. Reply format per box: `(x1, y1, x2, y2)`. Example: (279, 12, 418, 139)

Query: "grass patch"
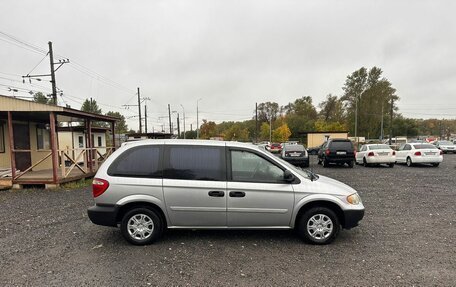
(61, 178, 92, 190)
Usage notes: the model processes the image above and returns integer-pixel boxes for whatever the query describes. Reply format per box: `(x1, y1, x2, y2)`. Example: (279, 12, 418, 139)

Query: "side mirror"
(283, 170, 295, 183)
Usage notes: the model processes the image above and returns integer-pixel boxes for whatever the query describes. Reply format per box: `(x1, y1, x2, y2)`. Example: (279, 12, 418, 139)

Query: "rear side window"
(164, 146, 226, 181)
(108, 145, 161, 177)
(330, 141, 353, 150)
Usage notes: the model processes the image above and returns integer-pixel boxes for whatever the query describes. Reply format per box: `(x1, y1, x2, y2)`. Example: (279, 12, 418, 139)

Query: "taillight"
(392, 151, 396, 156)
(92, 178, 109, 198)
(368, 152, 375, 157)
(414, 151, 422, 156)
(325, 149, 330, 155)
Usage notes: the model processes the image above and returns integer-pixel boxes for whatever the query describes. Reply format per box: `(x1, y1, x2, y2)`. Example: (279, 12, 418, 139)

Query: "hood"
(307, 174, 358, 196)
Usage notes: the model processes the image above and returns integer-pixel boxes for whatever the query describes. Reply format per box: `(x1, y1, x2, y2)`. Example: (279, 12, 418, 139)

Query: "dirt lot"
(0, 155, 455, 286)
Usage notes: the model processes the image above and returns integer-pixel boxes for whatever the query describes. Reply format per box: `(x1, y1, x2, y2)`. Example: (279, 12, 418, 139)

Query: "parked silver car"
(88, 140, 364, 245)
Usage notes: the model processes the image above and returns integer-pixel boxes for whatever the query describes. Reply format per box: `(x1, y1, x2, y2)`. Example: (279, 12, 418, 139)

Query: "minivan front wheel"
(298, 207, 340, 245)
(121, 208, 163, 245)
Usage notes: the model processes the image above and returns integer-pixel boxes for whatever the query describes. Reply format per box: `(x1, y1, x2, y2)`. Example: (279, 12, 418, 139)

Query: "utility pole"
(180, 104, 186, 139)
(144, 104, 148, 133)
(196, 98, 202, 139)
(389, 98, 394, 145)
(23, 41, 69, 105)
(255, 102, 258, 143)
(269, 116, 272, 143)
(137, 87, 142, 133)
(177, 113, 180, 138)
(380, 103, 384, 140)
(48, 42, 58, 105)
(168, 104, 172, 135)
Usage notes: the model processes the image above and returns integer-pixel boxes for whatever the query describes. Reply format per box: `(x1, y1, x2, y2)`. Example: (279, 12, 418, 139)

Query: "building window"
(37, 126, 50, 150)
(0, 124, 5, 153)
(78, 135, 84, 148)
(97, 136, 102, 147)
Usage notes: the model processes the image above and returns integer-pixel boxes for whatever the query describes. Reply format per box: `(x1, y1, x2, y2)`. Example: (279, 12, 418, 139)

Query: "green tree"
(199, 119, 217, 139)
(81, 98, 106, 127)
(223, 123, 250, 141)
(105, 111, 128, 134)
(282, 96, 318, 139)
(260, 122, 271, 141)
(33, 92, 51, 104)
(342, 67, 399, 139)
(256, 102, 280, 122)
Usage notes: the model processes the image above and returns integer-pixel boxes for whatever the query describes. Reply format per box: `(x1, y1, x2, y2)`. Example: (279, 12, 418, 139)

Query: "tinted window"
(108, 145, 161, 177)
(415, 144, 437, 149)
(164, 146, 225, 181)
(330, 141, 353, 150)
(231, 150, 284, 183)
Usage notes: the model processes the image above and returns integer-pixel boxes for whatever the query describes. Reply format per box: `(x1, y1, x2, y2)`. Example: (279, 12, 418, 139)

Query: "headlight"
(347, 193, 361, 205)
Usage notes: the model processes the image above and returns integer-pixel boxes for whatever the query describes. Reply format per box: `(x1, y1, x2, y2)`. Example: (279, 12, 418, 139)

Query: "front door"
(13, 123, 31, 171)
(162, 145, 227, 227)
(227, 149, 295, 227)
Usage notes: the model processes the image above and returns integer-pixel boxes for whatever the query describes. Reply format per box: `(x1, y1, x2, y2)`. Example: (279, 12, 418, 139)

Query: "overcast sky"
(1, 0, 455, 132)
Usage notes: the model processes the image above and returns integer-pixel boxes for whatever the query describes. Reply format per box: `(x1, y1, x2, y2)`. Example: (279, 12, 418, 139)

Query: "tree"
(105, 111, 128, 134)
(318, 94, 345, 123)
(256, 102, 280, 122)
(260, 122, 271, 141)
(272, 124, 292, 142)
(81, 98, 106, 127)
(199, 119, 217, 139)
(223, 123, 250, 141)
(341, 67, 399, 139)
(81, 98, 102, 114)
(282, 96, 318, 139)
(33, 92, 51, 104)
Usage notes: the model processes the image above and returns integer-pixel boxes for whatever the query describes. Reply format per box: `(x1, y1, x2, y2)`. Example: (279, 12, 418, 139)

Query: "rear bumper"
(87, 205, 119, 227)
(343, 209, 364, 229)
(326, 156, 354, 163)
(366, 156, 396, 164)
(413, 156, 443, 164)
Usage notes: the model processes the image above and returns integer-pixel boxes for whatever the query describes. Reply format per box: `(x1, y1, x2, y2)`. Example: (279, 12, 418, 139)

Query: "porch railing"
(13, 147, 114, 180)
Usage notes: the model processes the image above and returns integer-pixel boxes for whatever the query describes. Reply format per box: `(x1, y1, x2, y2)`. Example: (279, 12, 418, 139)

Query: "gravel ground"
(0, 154, 455, 286)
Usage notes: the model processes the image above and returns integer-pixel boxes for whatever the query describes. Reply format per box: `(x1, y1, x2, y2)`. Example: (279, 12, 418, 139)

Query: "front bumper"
(343, 209, 365, 229)
(87, 205, 119, 227)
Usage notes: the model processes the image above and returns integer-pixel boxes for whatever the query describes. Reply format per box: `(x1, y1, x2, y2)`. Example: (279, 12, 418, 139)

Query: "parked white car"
(396, 143, 443, 167)
(434, 140, 456, 154)
(355, 144, 396, 167)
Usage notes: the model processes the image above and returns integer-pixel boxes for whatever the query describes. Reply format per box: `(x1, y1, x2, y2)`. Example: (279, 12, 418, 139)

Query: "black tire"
(323, 159, 329, 168)
(363, 158, 369, 167)
(388, 163, 395, 168)
(297, 207, 340, 245)
(406, 157, 413, 167)
(432, 163, 440, 167)
(120, 207, 163, 245)
(348, 160, 354, 168)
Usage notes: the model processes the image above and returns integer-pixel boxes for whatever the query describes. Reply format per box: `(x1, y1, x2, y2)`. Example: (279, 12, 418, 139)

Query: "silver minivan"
(88, 140, 364, 245)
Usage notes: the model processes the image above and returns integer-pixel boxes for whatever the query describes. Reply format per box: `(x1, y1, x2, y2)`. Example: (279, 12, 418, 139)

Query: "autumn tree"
(199, 119, 217, 139)
(272, 124, 292, 142)
(259, 122, 271, 141)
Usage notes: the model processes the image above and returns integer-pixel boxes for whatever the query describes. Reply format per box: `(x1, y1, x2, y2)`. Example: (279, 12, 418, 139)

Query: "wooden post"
(7, 112, 16, 179)
(87, 119, 93, 173)
(111, 121, 116, 149)
(49, 112, 59, 184)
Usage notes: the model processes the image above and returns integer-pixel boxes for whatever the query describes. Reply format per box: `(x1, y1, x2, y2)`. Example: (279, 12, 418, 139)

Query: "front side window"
(231, 150, 284, 183)
(107, 145, 161, 177)
(164, 146, 225, 181)
(36, 126, 50, 150)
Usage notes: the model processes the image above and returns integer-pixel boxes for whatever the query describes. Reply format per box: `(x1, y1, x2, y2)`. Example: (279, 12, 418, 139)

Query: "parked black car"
(307, 144, 323, 155)
(281, 144, 309, 167)
(317, 139, 355, 168)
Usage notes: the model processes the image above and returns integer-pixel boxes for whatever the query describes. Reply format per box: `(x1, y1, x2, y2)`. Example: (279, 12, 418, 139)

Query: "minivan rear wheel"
(121, 208, 163, 245)
(297, 207, 340, 245)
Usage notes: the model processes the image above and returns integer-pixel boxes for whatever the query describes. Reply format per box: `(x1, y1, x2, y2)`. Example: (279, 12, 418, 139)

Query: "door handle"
(208, 190, 225, 197)
(229, 191, 246, 198)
